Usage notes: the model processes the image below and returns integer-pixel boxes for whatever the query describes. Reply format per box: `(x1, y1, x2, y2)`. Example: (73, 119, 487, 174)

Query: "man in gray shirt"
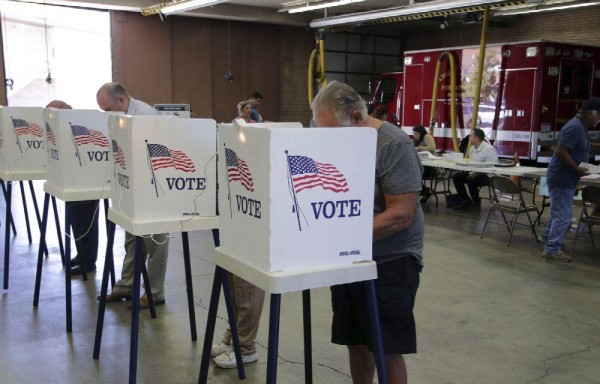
(96, 82, 169, 309)
(312, 81, 424, 384)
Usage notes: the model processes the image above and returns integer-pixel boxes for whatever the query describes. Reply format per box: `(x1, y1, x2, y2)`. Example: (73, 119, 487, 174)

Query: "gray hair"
(311, 81, 368, 126)
(237, 100, 252, 115)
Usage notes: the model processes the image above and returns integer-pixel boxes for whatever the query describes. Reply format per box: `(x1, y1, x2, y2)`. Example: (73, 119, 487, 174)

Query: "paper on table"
(580, 162, 600, 174)
(418, 151, 439, 159)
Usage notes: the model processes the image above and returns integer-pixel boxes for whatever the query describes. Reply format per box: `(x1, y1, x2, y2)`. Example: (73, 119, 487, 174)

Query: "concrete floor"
(1, 181, 600, 384)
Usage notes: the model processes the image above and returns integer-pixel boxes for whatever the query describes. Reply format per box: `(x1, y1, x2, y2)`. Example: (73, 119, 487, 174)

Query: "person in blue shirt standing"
(248, 92, 263, 123)
(543, 97, 600, 262)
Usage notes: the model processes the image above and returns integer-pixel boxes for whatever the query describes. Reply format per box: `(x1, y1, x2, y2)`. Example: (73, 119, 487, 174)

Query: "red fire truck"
(370, 40, 600, 162)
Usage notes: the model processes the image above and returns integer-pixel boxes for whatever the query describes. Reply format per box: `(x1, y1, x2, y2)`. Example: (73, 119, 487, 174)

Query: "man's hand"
(577, 166, 590, 176)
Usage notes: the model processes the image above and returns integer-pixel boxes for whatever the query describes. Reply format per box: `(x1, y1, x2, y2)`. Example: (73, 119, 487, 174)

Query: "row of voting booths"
(1, 106, 376, 272)
(0, 105, 382, 383)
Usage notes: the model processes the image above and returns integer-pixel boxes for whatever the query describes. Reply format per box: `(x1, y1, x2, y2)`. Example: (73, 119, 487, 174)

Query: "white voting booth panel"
(217, 123, 377, 272)
(43, 109, 115, 201)
(0, 106, 47, 180)
(108, 115, 218, 235)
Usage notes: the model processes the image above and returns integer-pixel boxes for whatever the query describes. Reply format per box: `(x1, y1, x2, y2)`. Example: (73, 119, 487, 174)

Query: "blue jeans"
(543, 187, 574, 253)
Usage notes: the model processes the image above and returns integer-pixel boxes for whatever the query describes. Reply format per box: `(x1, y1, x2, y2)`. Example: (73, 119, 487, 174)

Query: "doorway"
(1, 1, 111, 108)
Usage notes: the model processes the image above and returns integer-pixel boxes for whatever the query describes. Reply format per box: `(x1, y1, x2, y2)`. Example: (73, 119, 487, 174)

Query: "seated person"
(413, 125, 437, 202)
(413, 124, 436, 153)
(371, 105, 388, 122)
(452, 128, 498, 209)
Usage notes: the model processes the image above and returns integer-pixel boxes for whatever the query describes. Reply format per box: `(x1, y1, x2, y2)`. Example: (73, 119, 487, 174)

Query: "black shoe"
(70, 265, 96, 275)
(453, 200, 472, 210)
(70, 256, 81, 266)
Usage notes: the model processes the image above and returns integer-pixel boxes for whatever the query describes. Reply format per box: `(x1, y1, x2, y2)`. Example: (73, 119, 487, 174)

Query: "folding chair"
(480, 176, 540, 246)
(422, 166, 451, 207)
(572, 186, 600, 253)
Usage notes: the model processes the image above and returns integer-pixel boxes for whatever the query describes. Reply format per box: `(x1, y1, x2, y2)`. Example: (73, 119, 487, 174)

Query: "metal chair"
(422, 166, 451, 207)
(480, 176, 540, 246)
(572, 186, 600, 253)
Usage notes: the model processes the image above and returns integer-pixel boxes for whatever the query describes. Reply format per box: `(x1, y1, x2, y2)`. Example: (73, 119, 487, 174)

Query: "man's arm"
(555, 144, 588, 176)
(373, 192, 418, 241)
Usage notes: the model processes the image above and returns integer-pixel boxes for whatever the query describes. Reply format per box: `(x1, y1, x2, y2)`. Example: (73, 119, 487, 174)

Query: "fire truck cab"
(370, 40, 600, 162)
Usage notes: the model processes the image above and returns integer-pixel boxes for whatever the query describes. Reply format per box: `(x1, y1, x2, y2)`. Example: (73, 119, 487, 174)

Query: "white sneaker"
(213, 350, 258, 369)
(210, 341, 232, 357)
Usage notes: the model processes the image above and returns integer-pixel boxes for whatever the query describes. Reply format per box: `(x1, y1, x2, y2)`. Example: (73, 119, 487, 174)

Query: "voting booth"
(43, 109, 115, 201)
(217, 123, 377, 272)
(108, 115, 218, 234)
(0, 106, 47, 180)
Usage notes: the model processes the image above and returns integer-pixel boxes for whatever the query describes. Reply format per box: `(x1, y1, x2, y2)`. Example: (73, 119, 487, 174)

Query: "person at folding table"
(95, 82, 169, 309)
(452, 128, 498, 210)
(543, 97, 600, 262)
(312, 80, 424, 384)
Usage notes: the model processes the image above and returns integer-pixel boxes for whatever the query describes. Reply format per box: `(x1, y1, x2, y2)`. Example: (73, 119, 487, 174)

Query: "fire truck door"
(556, 59, 594, 128)
(403, 64, 424, 130)
(495, 68, 536, 158)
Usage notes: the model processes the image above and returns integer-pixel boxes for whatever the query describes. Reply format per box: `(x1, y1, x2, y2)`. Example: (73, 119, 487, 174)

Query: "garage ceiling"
(4, 0, 599, 28)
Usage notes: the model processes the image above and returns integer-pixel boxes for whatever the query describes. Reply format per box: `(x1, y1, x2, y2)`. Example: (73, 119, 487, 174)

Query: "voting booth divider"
(198, 123, 386, 384)
(217, 123, 376, 273)
(0, 106, 47, 180)
(43, 109, 115, 201)
(0, 106, 48, 289)
(94, 116, 222, 384)
(107, 115, 218, 235)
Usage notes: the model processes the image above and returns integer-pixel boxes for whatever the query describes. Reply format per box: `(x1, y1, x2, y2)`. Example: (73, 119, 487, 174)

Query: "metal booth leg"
(198, 265, 224, 384)
(28, 181, 48, 256)
(1, 179, 17, 236)
(128, 236, 144, 384)
(222, 271, 245, 379)
(51, 196, 65, 264)
(93, 221, 116, 359)
(181, 232, 198, 341)
(64, 207, 73, 332)
(33, 193, 50, 306)
(266, 293, 282, 384)
(365, 280, 387, 384)
(303, 289, 313, 384)
(3, 181, 12, 289)
(19, 181, 32, 244)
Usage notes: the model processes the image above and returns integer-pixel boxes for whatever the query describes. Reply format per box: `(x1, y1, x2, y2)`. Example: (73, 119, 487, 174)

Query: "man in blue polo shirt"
(543, 97, 600, 262)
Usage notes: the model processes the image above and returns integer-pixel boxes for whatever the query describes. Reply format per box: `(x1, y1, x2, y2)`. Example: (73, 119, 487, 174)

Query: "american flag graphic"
(12, 118, 43, 137)
(225, 148, 254, 192)
(112, 140, 126, 170)
(45, 123, 56, 146)
(71, 125, 109, 147)
(147, 143, 196, 173)
(288, 155, 349, 193)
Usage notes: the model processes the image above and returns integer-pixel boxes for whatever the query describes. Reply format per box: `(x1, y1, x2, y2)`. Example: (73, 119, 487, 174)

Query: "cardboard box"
(43, 109, 116, 201)
(0, 106, 47, 180)
(217, 123, 377, 272)
(108, 115, 217, 230)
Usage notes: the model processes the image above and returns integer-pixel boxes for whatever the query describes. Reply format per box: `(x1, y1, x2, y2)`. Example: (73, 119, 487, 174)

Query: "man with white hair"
(312, 81, 424, 384)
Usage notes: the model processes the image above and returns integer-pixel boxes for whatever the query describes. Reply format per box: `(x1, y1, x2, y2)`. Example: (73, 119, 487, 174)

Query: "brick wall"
(402, 7, 600, 50)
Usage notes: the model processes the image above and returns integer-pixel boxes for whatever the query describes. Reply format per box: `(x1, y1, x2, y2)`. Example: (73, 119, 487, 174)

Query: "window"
(1, 1, 111, 108)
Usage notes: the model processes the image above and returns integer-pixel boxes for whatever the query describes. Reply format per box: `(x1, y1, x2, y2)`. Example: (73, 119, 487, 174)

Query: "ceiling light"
(160, 0, 229, 16)
(280, 0, 365, 14)
(309, 0, 524, 29)
(494, 1, 600, 15)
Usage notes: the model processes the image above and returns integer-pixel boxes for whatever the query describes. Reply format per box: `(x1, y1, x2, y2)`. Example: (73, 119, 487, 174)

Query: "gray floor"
(1, 181, 600, 384)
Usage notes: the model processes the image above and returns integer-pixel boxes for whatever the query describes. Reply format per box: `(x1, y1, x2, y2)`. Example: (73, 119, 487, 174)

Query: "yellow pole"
(466, 6, 490, 158)
(430, 51, 459, 153)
